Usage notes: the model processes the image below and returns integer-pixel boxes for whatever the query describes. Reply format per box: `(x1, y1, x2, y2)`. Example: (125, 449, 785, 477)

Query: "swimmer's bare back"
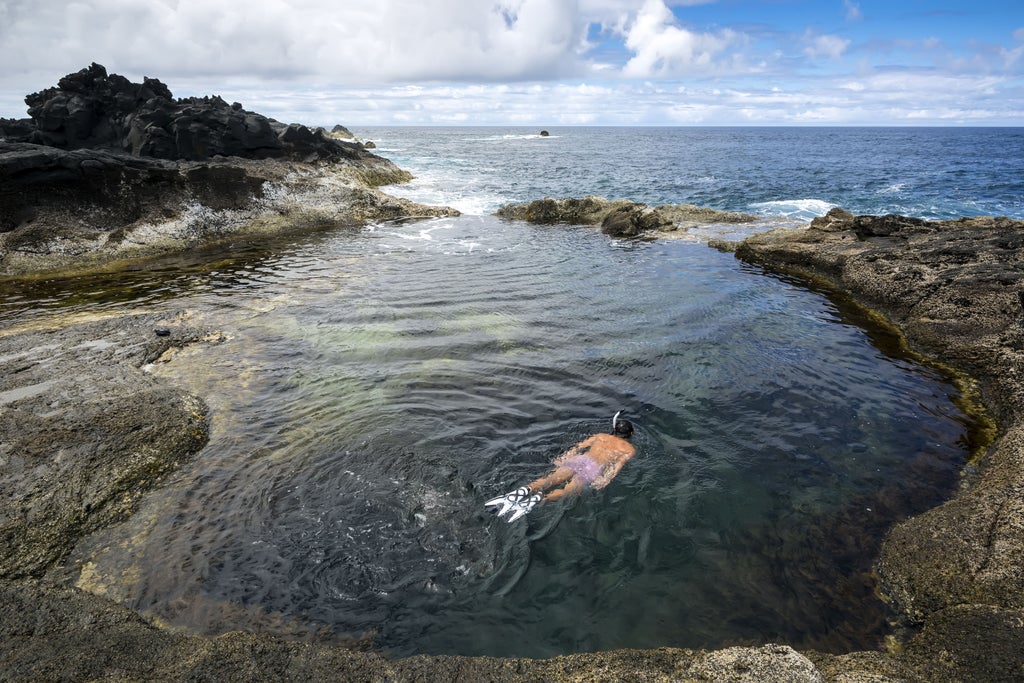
(485, 412, 636, 523)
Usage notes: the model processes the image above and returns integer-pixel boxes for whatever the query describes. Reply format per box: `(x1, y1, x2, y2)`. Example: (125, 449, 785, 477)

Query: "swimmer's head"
(611, 411, 634, 438)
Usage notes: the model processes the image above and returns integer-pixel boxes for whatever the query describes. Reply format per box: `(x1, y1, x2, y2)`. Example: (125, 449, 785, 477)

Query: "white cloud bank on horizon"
(0, 0, 1022, 125)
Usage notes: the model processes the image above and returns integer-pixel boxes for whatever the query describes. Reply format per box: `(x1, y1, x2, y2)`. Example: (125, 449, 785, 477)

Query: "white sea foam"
(381, 172, 509, 216)
(748, 199, 835, 221)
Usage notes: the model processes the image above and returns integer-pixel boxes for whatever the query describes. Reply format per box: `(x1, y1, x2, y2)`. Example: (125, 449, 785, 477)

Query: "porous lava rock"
(2, 62, 363, 162)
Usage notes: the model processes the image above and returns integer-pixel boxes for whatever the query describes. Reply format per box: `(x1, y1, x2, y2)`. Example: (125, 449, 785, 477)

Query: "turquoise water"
(5, 127, 1009, 658)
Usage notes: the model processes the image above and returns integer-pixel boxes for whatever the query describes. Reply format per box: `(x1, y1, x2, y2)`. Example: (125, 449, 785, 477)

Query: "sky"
(1, 0, 1022, 126)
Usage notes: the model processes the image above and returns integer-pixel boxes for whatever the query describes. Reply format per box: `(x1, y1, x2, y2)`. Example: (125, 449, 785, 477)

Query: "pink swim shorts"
(561, 454, 603, 485)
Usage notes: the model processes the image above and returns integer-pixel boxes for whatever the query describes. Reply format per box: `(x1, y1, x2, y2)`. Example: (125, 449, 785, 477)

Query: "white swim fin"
(484, 486, 541, 523)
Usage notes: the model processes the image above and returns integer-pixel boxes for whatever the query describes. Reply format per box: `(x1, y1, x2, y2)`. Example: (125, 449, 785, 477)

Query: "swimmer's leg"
(543, 477, 585, 503)
(527, 467, 574, 495)
(485, 468, 575, 523)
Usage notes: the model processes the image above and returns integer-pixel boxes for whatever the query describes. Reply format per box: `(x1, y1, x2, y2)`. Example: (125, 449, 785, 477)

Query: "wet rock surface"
(0, 312, 214, 580)
(495, 196, 759, 238)
(0, 65, 458, 277)
(738, 207, 1024, 681)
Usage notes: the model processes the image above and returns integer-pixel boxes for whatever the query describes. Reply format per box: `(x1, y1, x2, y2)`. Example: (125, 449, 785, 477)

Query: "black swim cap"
(613, 419, 634, 437)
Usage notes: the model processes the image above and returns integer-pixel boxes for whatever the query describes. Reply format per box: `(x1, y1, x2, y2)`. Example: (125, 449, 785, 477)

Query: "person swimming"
(485, 411, 636, 522)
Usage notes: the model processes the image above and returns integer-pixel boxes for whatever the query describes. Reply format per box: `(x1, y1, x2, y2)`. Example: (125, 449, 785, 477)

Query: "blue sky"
(1, 0, 1021, 126)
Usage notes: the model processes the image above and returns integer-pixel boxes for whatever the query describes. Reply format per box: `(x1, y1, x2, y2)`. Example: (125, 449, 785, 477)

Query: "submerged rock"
(0, 313, 214, 579)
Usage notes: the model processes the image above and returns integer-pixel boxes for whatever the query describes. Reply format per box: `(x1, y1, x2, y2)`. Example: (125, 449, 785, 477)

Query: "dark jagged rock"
(330, 124, 354, 139)
(6, 63, 364, 163)
(0, 65, 458, 275)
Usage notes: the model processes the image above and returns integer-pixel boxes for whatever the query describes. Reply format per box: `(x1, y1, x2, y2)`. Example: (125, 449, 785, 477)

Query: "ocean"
(13, 126, 1019, 658)
(360, 126, 1024, 222)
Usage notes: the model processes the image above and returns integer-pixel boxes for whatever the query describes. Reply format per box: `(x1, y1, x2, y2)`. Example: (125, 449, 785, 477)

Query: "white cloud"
(620, 0, 741, 77)
(0, 0, 595, 85)
(0, 0, 1020, 126)
(1004, 28, 1024, 68)
(803, 32, 851, 60)
(843, 0, 863, 22)
(0, 0, 752, 114)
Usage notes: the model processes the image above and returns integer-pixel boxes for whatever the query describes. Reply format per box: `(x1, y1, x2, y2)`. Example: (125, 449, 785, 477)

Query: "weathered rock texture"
(2, 62, 359, 163)
(0, 312, 215, 580)
(496, 196, 759, 238)
(737, 207, 1024, 681)
(0, 65, 457, 276)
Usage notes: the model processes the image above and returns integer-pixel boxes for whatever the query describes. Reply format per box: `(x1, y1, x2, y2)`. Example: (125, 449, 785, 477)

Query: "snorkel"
(612, 410, 634, 438)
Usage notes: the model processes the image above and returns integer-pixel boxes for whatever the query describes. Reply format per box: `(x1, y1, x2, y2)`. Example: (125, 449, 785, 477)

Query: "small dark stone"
(154, 328, 170, 336)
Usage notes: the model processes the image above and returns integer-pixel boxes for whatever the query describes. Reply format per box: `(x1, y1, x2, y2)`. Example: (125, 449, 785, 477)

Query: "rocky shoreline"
(0, 64, 457, 277)
(734, 209, 1024, 681)
(3, 66, 1024, 681)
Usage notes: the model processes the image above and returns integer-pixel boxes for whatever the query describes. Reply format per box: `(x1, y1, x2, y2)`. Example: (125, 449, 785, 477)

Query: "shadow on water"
(14, 216, 982, 659)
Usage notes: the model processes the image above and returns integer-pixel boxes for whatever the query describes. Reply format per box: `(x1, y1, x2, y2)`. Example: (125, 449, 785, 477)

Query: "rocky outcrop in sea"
(495, 195, 759, 237)
(0, 64, 456, 276)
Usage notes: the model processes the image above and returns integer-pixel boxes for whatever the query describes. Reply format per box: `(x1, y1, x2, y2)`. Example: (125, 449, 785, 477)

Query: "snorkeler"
(485, 411, 636, 523)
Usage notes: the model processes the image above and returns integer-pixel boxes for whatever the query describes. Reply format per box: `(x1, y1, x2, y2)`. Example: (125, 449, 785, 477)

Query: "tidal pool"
(3, 216, 979, 658)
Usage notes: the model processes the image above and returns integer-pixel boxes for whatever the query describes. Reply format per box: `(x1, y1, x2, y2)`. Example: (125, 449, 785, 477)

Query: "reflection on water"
(6, 216, 976, 658)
